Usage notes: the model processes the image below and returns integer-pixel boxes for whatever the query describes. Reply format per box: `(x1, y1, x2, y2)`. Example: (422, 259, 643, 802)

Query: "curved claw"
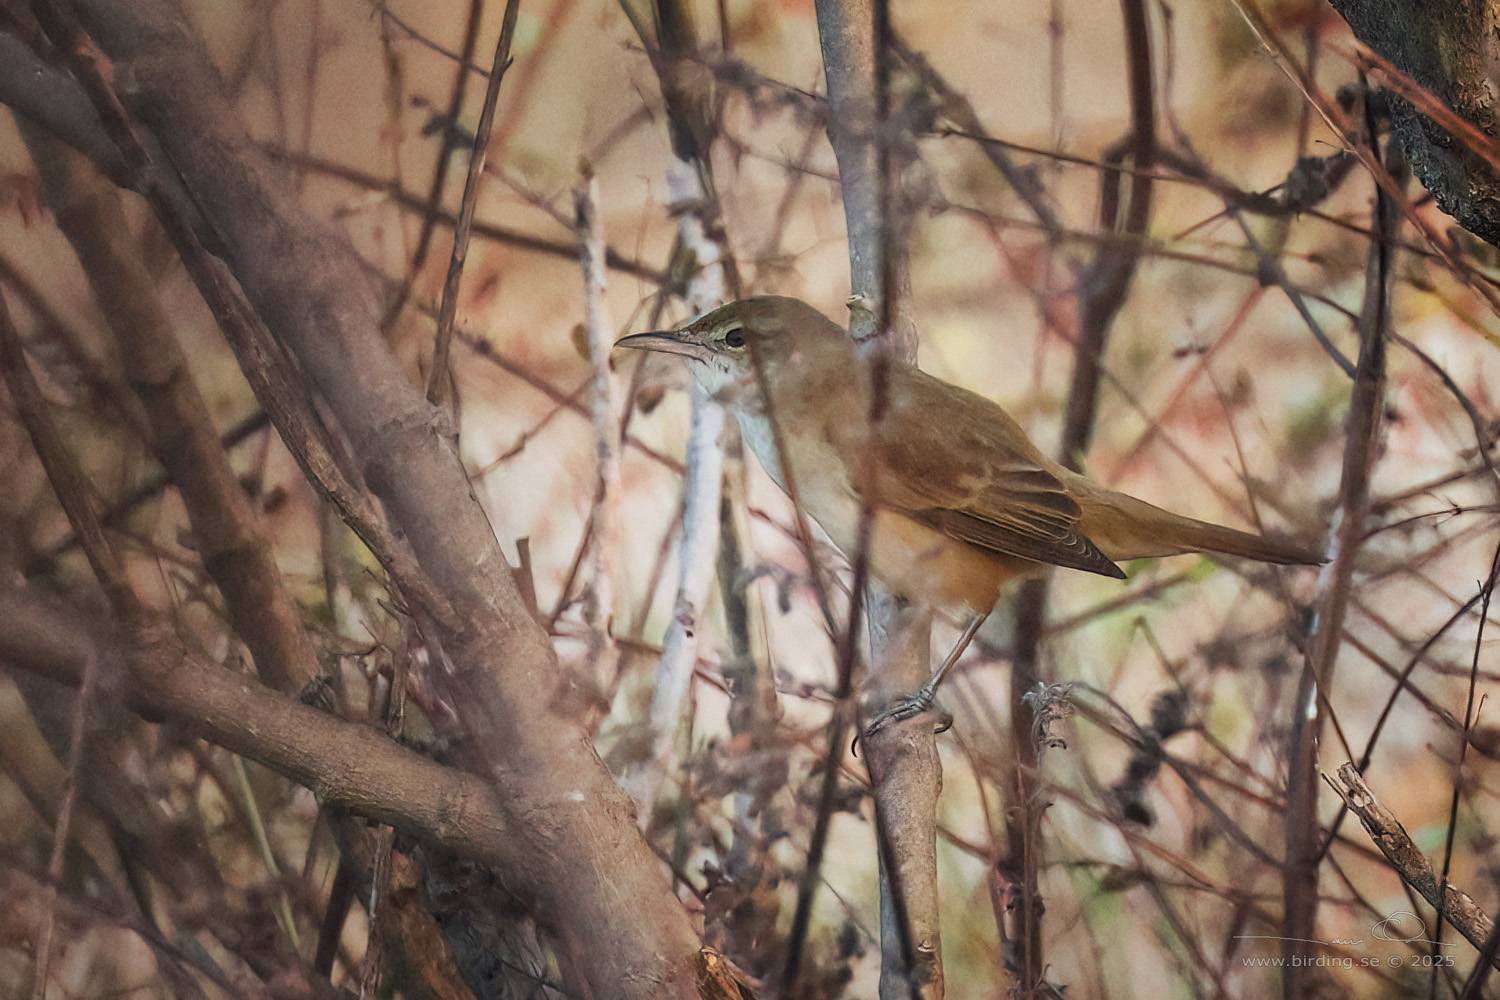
(862, 685, 947, 739)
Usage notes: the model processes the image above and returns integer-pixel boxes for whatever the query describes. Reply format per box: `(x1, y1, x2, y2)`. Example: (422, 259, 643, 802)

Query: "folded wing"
(870, 369, 1126, 579)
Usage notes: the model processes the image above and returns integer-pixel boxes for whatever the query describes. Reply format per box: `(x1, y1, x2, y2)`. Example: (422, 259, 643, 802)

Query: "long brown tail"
(1065, 474, 1325, 566)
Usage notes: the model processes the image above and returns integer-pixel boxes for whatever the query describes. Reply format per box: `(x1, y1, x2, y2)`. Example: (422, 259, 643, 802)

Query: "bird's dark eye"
(723, 327, 746, 349)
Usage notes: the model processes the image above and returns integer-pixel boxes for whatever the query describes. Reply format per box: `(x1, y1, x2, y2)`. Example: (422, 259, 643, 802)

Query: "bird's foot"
(862, 683, 951, 738)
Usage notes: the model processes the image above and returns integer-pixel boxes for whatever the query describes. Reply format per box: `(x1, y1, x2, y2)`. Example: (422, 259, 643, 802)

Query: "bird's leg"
(925, 612, 987, 701)
(865, 613, 988, 736)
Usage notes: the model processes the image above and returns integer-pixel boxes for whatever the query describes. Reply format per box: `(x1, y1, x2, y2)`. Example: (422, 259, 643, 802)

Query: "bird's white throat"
(732, 409, 785, 487)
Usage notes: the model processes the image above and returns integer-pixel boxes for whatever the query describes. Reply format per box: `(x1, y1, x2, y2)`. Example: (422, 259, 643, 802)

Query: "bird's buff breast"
(734, 411, 1012, 618)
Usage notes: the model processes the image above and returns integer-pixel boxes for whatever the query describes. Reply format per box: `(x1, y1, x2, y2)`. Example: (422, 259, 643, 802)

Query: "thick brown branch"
(0, 587, 523, 870)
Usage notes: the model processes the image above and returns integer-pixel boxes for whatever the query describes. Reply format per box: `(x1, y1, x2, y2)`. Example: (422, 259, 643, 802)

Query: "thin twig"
(27, 631, 99, 1000)
(0, 287, 115, 1000)
(364, 0, 491, 78)
(32, 411, 271, 566)
(380, 0, 486, 329)
(0, 290, 140, 618)
(428, 0, 521, 410)
(890, 36, 1062, 236)
(274, 147, 667, 280)
(1432, 538, 1500, 983)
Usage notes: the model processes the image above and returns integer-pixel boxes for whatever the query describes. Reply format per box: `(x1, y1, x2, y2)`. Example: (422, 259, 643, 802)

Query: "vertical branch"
(650, 0, 741, 305)
(812, 2, 933, 998)
(1432, 538, 1500, 985)
(23, 614, 101, 1000)
(625, 387, 724, 818)
(1007, 1, 1156, 993)
(1058, 0, 1157, 465)
(813, 0, 915, 352)
(863, 650, 943, 1000)
(1003, 579, 1048, 992)
(619, 0, 733, 818)
(356, 827, 392, 1000)
(25, 627, 98, 1000)
(1282, 95, 1397, 1000)
(428, 0, 522, 412)
(717, 475, 783, 950)
(576, 175, 620, 674)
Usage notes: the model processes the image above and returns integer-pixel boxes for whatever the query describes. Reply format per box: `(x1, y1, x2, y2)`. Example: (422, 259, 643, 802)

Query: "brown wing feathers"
(843, 361, 1321, 578)
(873, 369, 1129, 579)
(911, 506, 1127, 578)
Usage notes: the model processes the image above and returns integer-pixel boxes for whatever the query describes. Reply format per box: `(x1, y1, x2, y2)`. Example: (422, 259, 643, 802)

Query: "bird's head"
(614, 296, 849, 406)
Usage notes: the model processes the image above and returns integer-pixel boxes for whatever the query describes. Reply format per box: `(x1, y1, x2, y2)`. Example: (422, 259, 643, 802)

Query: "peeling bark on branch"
(1329, 0, 1500, 247)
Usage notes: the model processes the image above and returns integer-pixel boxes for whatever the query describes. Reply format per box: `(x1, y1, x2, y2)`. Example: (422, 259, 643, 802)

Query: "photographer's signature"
(1237, 910, 1458, 950)
(1235, 912, 1458, 970)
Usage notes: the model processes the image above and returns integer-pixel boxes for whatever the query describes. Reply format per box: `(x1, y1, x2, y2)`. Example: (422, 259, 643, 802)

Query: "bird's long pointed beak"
(614, 330, 713, 363)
